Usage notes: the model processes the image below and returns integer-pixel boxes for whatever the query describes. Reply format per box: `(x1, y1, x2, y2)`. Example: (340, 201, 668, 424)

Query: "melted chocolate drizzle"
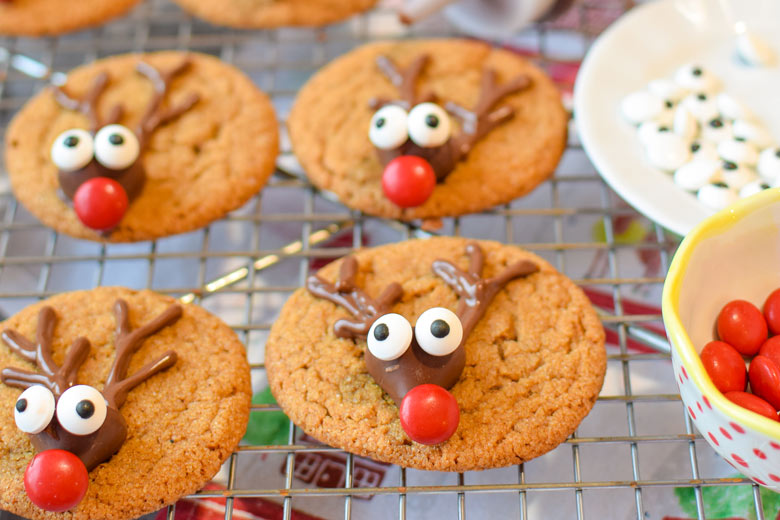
(0, 300, 182, 471)
(371, 54, 532, 181)
(307, 243, 539, 403)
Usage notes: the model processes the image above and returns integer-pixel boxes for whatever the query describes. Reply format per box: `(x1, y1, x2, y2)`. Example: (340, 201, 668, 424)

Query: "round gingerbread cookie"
(171, 0, 377, 28)
(266, 237, 606, 471)
(0, 287, 251, 520)
(0, 0, 140, 36)
(288, 39, 568, 220)
(5, 51, 279, 242)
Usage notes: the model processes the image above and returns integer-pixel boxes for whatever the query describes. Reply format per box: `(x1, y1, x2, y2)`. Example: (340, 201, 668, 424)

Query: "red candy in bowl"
(663, 188, 780, 491)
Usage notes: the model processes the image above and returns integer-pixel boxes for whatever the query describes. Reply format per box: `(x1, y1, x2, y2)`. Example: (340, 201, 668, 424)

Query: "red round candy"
(24, 449, 88, 512)
(725, 391, 779, 422)
(73, 177, 128, 231)
(399, 384, 459, 445)
(764, 288, 780, 336)
(700, 340, 746, 394)
(381, 156, 436, 208)
(748, 355, 780, 410)
(760, 335, 780, 368)
(717, 300, 768, 356)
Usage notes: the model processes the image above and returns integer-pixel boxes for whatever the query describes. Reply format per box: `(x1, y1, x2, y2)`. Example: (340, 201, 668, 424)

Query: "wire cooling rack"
(0, 1, 773, 519)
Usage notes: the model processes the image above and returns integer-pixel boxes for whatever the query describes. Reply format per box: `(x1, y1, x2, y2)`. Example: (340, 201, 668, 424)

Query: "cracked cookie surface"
(288, 39, 568, 220)
(6, 51, 278, 242)
(0, 287, 251, 520)
(0, 0, 140, 36)
(266, 237, 606, 471)
(171, 0, 377, 27)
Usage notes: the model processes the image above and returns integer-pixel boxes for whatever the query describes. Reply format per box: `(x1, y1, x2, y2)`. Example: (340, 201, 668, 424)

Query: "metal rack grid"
(0, 1, 772, 519)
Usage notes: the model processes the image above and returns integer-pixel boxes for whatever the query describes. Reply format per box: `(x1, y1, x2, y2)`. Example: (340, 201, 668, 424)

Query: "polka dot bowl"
(662, 187, 780, 490)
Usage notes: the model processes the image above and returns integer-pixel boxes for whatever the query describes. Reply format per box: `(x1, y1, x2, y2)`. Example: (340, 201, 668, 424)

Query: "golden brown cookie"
(0, 0, 140, 36)
(171, 0, 378, 27)
(0, 287, 251, 520)
(5, 51, 279, 243)
(266, 237, 606, 471)
(288, 39, 568, 220)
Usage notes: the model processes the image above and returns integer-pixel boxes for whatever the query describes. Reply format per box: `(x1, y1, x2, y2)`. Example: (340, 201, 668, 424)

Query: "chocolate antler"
(373, 55, 434, 109)
(53, 73, 123, 133)
(102, 300, 181, 409)
(135, 59, 200, 147)
(433, 243, 538, 339)
(1, 307, 90, 397)
(306, 257, 403, 339)
(446, 69, 532, 161)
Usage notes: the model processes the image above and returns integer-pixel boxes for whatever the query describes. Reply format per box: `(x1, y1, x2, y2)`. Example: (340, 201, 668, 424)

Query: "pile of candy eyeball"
(621, 64, 780, 211)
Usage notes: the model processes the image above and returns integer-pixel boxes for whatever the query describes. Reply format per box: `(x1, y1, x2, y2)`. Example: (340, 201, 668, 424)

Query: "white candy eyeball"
(716, 93, 754, 121)
(681, 93, 719, 123)
(56, 385, 107, 436)
(407, 102, 451, 148)
(369, 105, 409, 150)
(367, 313, 413, 361)
(414, 307, 463, 357)
(720, 161, 757, 191)
(51, 129, 94, 172)
(14, 385, 55, 434)
(673, 64, 719, 93)
(733, 119, 773, 149)
(758, 148, 780, 182)
(645, 132, 690, 171)
(673, 159, 720, 191)
(673, 106, 698, 142)
(739, 179, 771, 199)
(698, 182, 738, 211)
(701, 118, 733, 143)
(637, 121, 670, 147)
(647, 78, 687, 102)
(689, 140, 719, 161)
(717, 139, 758, 166)
(94, 124, 140, 170)
(621, 91, 663, 125)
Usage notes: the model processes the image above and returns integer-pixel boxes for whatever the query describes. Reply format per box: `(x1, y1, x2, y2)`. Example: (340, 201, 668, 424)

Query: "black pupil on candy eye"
(659, 127, 669, 132)
(697, 93, 707, 101)
(775, 149, 780, 158)
(108, 133, 124, 145)
(761, 183, 771, 190)
(375, 117, 386, 129)
(665, 100, 673, 108)
(431, 319, 449, 338)
(63, 135, 79, 148)
(709, 119, 723, 128)
(374, 323, 389, 341)
(16, 398, 27, 413)
(691, 143, 700, 152)
(713, 181, 728, 188)
(76, 400, 95, 419)
(692, 67, 702, 76)
(735, 136, 745, 142)
(425, 114, 439, 128)
(723, 161, 737, 170)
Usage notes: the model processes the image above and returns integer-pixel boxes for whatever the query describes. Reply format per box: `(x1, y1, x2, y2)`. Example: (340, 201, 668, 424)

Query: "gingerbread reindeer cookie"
(289, 39, 568, 220)
(6, 51, 278, 242)
(0, 287, 251, 520)
(266, 238, 606, 471)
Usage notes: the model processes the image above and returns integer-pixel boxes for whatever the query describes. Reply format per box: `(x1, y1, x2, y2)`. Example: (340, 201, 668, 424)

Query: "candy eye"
(51, 129, 94, 172)
(367, 313, 413, 361)
(414, 307, 463, 357)
(369, 105, 409, 150)
(94, 124, 140, 170)
(14, 385, 55, 434)
(56, 385, 107, 436)
(407, 103, 451, 148)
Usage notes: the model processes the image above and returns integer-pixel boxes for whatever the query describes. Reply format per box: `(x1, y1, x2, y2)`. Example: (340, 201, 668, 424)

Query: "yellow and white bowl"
(663, 188, 780, 490)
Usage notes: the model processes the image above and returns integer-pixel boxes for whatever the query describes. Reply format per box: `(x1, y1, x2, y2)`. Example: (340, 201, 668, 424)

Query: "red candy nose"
(24, 449, 88, 512)
(399, 384, 459, 445)
(73, 177, 128, 231)
(381, 155, 436, 208)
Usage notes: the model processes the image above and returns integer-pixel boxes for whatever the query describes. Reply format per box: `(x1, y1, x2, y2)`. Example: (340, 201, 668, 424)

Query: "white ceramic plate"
(574, 0, 780, 237)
